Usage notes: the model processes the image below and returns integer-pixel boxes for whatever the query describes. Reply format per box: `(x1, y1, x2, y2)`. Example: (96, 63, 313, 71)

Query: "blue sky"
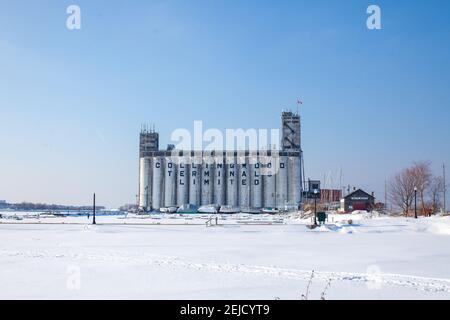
(0, 0, 449, 207)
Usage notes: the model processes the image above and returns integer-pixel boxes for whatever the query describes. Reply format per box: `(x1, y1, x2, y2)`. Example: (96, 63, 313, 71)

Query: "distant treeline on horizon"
(0, 202, 105, 211)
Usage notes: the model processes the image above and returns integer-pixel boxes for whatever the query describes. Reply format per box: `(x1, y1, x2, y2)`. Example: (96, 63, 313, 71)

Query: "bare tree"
(429, 176, 444, 215)
(411, 161, 432, 215)
(389, 161, 447, 216)
(389, 167, 416, 215)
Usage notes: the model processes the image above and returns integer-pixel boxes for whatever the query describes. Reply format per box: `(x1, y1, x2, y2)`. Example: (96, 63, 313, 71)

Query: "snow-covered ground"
(1, 211, 450, 300)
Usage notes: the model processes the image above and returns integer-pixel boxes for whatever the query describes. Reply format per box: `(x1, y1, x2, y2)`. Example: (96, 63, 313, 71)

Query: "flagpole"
(444, 163, 446, 213)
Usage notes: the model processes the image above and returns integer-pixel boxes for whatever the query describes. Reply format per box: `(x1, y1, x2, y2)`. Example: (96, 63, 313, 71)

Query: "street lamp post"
(314, 189, 318, 226)
(93, 193, 96, 225)
(414, 187, 418, 219)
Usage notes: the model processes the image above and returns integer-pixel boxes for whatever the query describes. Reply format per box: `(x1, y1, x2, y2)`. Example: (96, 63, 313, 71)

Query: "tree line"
(2, 202, 105, 211)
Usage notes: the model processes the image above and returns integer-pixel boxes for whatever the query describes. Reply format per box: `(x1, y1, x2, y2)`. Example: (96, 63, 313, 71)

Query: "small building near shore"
(341, 189, 375, 212)
(321, 189, 342, 204)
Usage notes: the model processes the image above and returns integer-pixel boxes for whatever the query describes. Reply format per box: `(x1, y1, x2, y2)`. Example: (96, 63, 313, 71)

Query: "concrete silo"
(152, 157, 163, 210)
(139, 157, 152, 210)
(177, 156, 189, 206)
(262, 155, 276, 208)
(189, 157, 202, 205)
(214, 155, 225, 205)
(238, 155, 250, 209)
(226, 154, 238, 207)
(250, 154, 262, 209)
(288, 155, 302, 206)
(164, 157, 177, 207)
(201, 156, 214, 205)
(275, 155, 288, 208)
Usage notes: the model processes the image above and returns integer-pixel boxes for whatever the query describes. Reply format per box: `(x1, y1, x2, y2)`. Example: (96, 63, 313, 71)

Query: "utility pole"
(384, 179, 387, 212)
(93, 193, 96, 225)
(414, 187, 418, 219)
(444, 163, 446, 214)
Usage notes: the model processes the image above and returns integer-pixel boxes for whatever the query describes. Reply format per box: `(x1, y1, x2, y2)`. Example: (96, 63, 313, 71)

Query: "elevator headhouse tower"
(139, 125, 159, 157)
(281, 111, 301, 151)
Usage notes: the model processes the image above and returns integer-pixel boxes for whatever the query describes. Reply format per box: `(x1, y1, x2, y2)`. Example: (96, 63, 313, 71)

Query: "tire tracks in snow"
(1, 249, 450, 294)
